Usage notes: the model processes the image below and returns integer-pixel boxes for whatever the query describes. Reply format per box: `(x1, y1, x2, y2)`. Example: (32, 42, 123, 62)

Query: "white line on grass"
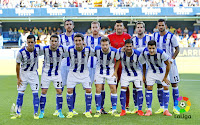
(180, 79, 200, 82)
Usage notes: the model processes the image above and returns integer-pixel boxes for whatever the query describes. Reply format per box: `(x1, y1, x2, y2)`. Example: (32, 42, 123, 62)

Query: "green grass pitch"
(0, 74, 199, 125)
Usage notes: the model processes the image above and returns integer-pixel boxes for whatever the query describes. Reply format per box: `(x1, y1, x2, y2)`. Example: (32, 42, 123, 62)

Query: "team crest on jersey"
(109, 57, 111, 60)
(131, 60, 134, 63)
(83, 54, 86, 56)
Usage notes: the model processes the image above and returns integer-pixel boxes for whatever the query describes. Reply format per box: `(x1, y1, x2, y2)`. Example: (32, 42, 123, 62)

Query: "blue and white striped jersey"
(67, 45, 92, 73)
(58, 32, 75, 66)
(152, 32, 179, 59)
(119, 48, 141, 76)
(42, 45, 67, 76)
(85, 35, 101, 68)
(139, 48, 169, 74)
(16, 45, 42, 71)
(132, 35, 152, 51)
(94, 46, 120, 75)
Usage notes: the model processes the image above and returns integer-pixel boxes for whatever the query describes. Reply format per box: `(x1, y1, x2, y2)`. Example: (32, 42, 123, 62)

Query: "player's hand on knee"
(112, 72, 118, 80)
(162, 77, 170, 85)
(17, 78, 23, 88)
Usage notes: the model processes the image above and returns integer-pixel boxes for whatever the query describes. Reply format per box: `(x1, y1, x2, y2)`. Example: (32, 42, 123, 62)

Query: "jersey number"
(174, 76, 179, 82)
(36, 84, 38, 89)
(57, 82, 62, 87)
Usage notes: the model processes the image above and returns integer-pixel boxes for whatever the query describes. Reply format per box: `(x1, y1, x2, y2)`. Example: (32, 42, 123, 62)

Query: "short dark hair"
(125, 39, 133, 45)
(148, 40, 156, 46)
(157, 19, 166, 24)
(100, 37, 110, 44)
(64, 19, 74, 25)
(27, 34, 35, 41)
(116, 20, 123, 24)
(50, 34, 59, 41)
(74, 33, 84, 40)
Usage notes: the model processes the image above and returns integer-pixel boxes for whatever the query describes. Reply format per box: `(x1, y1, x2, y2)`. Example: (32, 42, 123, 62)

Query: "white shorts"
(120, 71, 143, 88)
(146, 70, 170, 87)
(169, 62, 180, 83)
(67, 70, 91, 89)
(89, 67, 95, 84)
(18, 70, 39, 91)
(41, 72, 62, 89)
(94, 72, 117, 85)
(61, 65, 70, 86)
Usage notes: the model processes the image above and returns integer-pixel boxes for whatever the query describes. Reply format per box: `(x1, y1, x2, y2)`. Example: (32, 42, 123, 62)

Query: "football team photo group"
(10, 19, 182, 120)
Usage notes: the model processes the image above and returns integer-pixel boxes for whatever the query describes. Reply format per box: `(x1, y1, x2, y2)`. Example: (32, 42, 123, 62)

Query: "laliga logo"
(142, 7, 161, 15)
(47, 8, 66, 16)
(173, 7, 193, 15)
(15, 8, 34, 16)
(175, 96, 191, 113)
(78, 8, 97, 15)
(110, 8, 129, 15)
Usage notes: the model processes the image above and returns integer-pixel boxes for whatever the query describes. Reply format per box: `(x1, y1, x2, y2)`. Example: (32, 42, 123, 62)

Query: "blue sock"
(16, 92, 24, 114)
(40, 94, 46, 112)
(146, 90, 152, 109)
(56, 94, 63, 111)
(163, 90, 170, 111)
(157, 88, 164, 108)
(85, 93, 92, 112)
(95, 93, 101, 111)
(120, 89, 126, 110)
(111, 93, 118, 110)
(173, 87, 179, 107)
(32, 92, 39, 114)
(137, 89, 143, 111)
(67, 93, 73, 112)
(101, 90, 105, 109)
(72, 87, 76, 109)
(62, 87, 64, 92)
(133, 88, 138, 108)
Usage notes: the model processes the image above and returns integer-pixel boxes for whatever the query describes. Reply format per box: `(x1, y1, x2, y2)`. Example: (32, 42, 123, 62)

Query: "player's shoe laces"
(11, 113, 21, 119)
(131, 108, 138, 114)
(155, 108, 164, 114)
(94, 111, 101, 117)
(73, 109, 78, 115)
(137, 110, 144, 116)
(120, 110, 126, 116)
(163, 110, 172, 116)
(108, 108, 112, 114)
(111, 110, 120, 117)
(85, 112, 92, 118)
(66, 112, 73, 118)
(39, 112, 44, 118)
(145, 110, 152, 116)
(83, 109, 92, 114)
(173, 108, 180, 115)
(125, 107, 131, 114)
(100, 108, 108, 114)
(58, 112, 65, 118)
(53, 110, 59, 116)
(34, 113, 39, 119)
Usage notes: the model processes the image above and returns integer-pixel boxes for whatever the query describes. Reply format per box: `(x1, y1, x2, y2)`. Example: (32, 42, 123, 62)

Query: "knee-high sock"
(85, 93, 92, 112)
(32, 91, 39, 114)
(111, 93, 118, 110)
(146, 90, 152, 110)
(56, 94, 63, 111)
(172, 86, 179, 107)
(67, 93, 73, 112)
(95, 93, 101, 111)
(125, 87, 130, 108)
(137, 89, 143, 111)
(40, 94, 46, 112)
(163, 90, 170, 111)
(16, 91, 24, 114)
(133, 88, 138, 108)
(157, 88, 164, 108)
(120, 89, 126, 110)
(101, 90, 105, 109)
(72, 87, 76, 109)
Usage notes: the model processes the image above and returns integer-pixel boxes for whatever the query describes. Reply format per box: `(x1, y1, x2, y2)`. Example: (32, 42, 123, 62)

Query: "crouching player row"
(118, 39, 172, 116)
